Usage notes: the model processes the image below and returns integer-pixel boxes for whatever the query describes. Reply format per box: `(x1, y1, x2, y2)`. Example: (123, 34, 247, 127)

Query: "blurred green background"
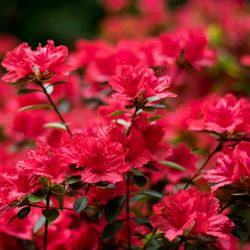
(0, 0, 187, 47)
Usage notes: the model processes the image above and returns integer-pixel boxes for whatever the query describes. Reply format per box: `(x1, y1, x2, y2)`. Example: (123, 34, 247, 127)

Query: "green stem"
(38, 82, 73, 137)
(184, 142, 223, 189)
(126, 174, 132, 250)
(43, 190, 51, 250)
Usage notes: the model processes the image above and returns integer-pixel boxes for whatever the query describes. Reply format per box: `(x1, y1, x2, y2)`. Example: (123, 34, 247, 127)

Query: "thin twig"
(184, 142, 223, 189)
(29, 204, 73, 211)
(38, 82, 73, 137)
(43, 190, 51, 250)
(126, 174, 132, 250)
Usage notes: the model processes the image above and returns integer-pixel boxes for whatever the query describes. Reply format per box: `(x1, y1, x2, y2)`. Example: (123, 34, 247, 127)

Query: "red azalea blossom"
(124, 115, 172, 168)
(59, 126, 130, 184)
(109, 63, 176, 105)
(150, 189, 234, 242)
(21, 140, 68, 183)
(204, 141, 250, 192)
(189, 93, 250, 135)
(0, 164, 41, 215)
(1, 40, 73, 83)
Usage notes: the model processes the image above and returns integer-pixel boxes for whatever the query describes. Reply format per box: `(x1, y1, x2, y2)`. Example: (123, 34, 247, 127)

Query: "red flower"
(150, 189, 233, 242)
(21, 140, 67, 183)
(109, 64, 175, 105)
(204, 142, 250, 192)
(126, 115, 172, 167)
(0, 164, 41, 215)
(1, 40, 73, 84)
(59, 126, 130, 184)
(1, 43, 31, 83)
(189, 93, 250, 135)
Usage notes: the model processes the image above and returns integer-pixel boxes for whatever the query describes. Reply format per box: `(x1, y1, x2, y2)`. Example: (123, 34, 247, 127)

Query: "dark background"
(0, 0, 187, 47)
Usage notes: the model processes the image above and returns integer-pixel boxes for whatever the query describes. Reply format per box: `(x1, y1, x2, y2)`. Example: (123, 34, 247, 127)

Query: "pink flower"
(21, 140, 67, 183)
(189, 93, 250, 135)
(0, 164, 41, 215)
(109, 64, 175, 105)
(59, 126, 130, 184)
(1, 40, 73, 83)
(119, 115, 172, 168)
(1, 43, 32, 83)
(204, 142, 250, 192)
(150, 189, 233, 242)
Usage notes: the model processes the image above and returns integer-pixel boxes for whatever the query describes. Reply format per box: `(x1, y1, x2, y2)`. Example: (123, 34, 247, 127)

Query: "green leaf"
(142, 106, 156, 112)
(69, 180, 85, 190)
(101, 220, 124, 240)
(131, 169, 148, 187)
(18, 104, 52, 112)
(28, 193, 46, 203)
(39, 176, 50, 186)
(150, 104, 166, 109)
(148, 116, 162, 122)
(17, 88, 41, 96)
(159, 161, 187, 172)
(17, 206, 31, 219)
(43, 122, 67, 130)
(105, 195, 126, 223)
(108, 110, 126, 117)
(136, 190, 163, 199)
(143, 163, 159, 172)
(73, 196, 88, 212)
(44, 84, 54, 95)
(34, 216, 46, 233)
(147, 96, 160, 102)
(145, 238, 161, 250)
(95, 181, 116, 189)
(57, 195, 64, 211)
(66, 175, 82, 185)
(192, 148, 207, 154)
(42, 209, 60, 223)
(133, 217, 149, 225)
(48, 81, 66, 87)
(51, 184, 65, 195)
(229, 215, 248, 241)
(125, 105, 134, 109)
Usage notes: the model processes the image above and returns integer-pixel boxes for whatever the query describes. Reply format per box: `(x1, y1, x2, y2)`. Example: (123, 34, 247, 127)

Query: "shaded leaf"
(136, 190, 163, 199)
(229, 215, 248, 241)
(159, 161, 187, 172)
(17, 206, 31, 219)
(66, 175, 82, 185)
(51, 184, 65, 196)
(148, 116, 162, 122)
(44, 84, 54, 95)
(143, 163, 159, 172)
(109, 110, 126, 117)
(42, 209, 59, 222)
(142, 106, 156, 112)
(147, 96, 160, 102)
(17, 88, 41, 96)
(28, 193, 46, 203)
(34, 216, 46, 233)
(73, 196, 88, 212)
(105, 195, 126, 223)
(101, 220, 124, 240)
(18, 104, 52, 112)
(69, 181, 85, 190)
(131, 173, 148, 187)
(43, 122, 67, 130)
(145, 238, 161, 250)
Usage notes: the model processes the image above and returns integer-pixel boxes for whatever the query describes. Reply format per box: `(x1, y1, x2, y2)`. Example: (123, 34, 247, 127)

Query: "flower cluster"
(0, 0, 250, 249)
